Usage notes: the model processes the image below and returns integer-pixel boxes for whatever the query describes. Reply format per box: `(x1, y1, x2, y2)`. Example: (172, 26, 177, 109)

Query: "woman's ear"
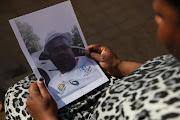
(155, 15, 163, 25)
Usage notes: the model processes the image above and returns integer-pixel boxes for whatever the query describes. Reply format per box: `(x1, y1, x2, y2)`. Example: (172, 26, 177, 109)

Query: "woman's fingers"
(88, 44, 102, 54)
(37, 79, 50, 98)
(90, 52, 104, 62)
(29, 82, 41, 98)
(84, 50, 104, 62)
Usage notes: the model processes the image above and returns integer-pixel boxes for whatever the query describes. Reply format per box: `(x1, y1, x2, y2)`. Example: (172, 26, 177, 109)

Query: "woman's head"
(153, 0, 180, 60)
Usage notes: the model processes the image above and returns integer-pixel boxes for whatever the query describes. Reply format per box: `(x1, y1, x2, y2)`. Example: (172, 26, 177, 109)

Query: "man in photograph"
(31, 31, 102, 101)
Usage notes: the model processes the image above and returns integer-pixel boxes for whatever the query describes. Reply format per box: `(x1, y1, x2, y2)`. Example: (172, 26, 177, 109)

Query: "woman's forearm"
(116, 59, 142, 77)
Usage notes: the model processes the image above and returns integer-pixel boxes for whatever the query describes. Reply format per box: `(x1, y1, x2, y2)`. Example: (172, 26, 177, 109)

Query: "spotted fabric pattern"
(89, 55, 180, 120)
(4, 54, 180, 120)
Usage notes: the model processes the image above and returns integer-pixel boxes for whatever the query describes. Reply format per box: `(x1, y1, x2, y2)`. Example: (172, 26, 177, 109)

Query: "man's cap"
(45, 31, 72, 46)
(43, 31, 72, 56)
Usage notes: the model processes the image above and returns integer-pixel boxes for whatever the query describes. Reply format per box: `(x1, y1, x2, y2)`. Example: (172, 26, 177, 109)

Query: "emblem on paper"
(57, 81, 66, 95)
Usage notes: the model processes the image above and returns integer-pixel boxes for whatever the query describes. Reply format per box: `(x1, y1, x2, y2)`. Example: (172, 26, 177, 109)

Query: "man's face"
(48, 37, 76, 73)
(153, 0, 180, 60)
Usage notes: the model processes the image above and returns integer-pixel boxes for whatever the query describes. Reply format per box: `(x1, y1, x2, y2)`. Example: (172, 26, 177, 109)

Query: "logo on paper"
(79, 65, 86, 72)
(69, 79, 79, 86)
(57, 81, 66, 95)
(79, 65, 92, 77)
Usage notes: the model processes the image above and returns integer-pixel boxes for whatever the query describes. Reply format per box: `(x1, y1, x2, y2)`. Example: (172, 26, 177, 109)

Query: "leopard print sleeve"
(89, 54, 180, 120)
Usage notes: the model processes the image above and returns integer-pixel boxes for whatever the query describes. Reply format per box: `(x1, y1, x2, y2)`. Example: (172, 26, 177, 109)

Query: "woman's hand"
(26, 79, 58, 120)
(84, 44, 122, 76)
(84, 44, 142, 77)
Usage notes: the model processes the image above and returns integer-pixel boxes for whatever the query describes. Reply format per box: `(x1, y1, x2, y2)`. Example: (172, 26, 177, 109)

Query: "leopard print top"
(4, 54, 180, 120)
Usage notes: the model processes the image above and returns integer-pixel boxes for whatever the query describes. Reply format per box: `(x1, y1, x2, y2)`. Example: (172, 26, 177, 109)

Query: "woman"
(5, 0, 180, 119)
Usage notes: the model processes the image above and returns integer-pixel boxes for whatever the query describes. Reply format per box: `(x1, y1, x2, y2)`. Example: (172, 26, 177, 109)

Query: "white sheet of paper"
(9, 1, 109, 109)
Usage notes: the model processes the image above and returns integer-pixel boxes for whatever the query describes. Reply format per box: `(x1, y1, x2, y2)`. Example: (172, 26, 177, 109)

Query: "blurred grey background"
(0, 0, 167, 119)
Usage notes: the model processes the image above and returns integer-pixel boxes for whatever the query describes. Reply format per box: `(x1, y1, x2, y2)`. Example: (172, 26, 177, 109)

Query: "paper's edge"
(8, 1, 70, 20)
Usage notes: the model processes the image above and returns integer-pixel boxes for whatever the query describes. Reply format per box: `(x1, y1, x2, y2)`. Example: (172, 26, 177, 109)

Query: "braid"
(164, 0, 180, 12)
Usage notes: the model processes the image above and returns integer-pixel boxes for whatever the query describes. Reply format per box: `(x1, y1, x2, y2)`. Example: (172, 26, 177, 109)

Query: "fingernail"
(39, 78, 44, 81)
(38, 78, 44, 83)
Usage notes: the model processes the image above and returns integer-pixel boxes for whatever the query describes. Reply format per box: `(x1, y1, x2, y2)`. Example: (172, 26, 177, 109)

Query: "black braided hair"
(164, 0, 180, 12)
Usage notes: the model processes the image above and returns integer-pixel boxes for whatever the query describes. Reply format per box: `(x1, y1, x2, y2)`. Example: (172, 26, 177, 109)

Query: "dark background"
(0, 0, 167, 119)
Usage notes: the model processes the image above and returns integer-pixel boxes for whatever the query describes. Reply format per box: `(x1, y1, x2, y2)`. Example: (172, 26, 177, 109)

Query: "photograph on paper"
(9, 1, 109, 108)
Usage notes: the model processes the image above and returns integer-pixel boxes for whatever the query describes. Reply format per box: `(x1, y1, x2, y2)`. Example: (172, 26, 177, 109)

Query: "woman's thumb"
(37, 78, 50, 97)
